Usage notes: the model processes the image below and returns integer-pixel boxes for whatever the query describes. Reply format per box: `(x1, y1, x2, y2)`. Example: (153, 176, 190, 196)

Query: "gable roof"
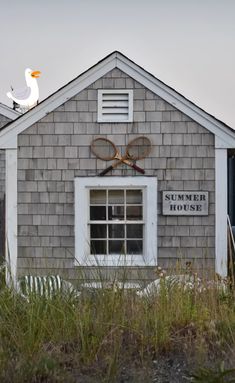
(0, 51, 234, 149)
(0, 103, 20, 121)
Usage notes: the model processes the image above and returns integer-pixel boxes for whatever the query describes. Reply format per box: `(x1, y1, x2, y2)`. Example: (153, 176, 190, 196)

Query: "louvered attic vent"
(98, 90, 133, 122)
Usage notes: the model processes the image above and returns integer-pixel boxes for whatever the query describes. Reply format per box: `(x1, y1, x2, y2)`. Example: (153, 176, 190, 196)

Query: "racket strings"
(126, 137, 151, 160)
(91, 139, 116, 160)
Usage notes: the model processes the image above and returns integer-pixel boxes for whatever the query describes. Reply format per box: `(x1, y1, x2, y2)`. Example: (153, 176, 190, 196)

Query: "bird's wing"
(11, 86, 31, 100)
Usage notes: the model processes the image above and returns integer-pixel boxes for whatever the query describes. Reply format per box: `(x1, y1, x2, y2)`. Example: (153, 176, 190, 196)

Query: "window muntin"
(89, 189, 143, 256)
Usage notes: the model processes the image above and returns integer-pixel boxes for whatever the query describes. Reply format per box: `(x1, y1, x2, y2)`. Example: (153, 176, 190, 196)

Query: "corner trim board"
(215, 148, 227, 276)
(5, 149, 17, 286)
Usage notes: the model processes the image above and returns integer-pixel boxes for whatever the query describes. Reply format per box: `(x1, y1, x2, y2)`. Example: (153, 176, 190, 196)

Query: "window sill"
(74, 255, 156, 267)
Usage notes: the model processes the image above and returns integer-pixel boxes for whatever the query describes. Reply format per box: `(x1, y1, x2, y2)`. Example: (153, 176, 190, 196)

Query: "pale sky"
(1, 0, 235, 127)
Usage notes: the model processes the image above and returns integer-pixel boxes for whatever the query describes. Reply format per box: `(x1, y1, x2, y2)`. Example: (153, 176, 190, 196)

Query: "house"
(0, 103, 20, 126)
(0, 51, 234, 287)
(0, 104, 20, 260)
(0, 103, 20, 199)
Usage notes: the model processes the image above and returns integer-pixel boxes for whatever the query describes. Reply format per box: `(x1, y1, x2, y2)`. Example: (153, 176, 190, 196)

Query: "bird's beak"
(31, 71, 41, 78)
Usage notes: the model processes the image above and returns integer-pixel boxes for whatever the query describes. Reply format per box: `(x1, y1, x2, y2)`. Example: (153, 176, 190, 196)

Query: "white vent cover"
(98, 90, 133, 122)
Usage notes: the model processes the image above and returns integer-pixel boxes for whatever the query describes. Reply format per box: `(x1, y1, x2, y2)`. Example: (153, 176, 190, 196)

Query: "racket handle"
(131, 163, 145, 174)
(99, 165, 113, 176)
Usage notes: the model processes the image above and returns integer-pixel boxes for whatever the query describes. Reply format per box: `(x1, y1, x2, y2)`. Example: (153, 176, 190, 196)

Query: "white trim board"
(74, 176, 157, 267)
(215, 148, 227, 277)
(0, 103, 20, 120)
(5, 149, 18, 286)
(0, 56, 116, 148)
(0, 51, 234, 148)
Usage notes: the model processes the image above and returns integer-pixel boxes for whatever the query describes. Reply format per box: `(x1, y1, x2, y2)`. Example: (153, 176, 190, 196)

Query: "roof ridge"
(0, 51, 234, 147)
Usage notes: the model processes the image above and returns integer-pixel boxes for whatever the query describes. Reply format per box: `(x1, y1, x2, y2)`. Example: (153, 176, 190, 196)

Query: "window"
(90, 189, 143, 256)
(75, 177, 157, 266)
(98, 90, 133, 123)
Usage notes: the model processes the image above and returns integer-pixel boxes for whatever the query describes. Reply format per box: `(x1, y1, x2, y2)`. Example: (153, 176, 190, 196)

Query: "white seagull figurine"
(7, 68, 41, 110)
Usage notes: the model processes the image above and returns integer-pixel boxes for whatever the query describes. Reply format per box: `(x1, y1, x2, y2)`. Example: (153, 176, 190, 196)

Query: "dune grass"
(0, 271, 235, 382)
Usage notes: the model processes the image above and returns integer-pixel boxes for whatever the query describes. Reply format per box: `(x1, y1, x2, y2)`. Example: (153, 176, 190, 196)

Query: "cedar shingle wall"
(17, 68, 215, 284)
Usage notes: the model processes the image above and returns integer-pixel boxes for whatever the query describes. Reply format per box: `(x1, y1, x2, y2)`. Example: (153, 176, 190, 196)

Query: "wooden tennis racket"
(103, 136, 151, 175)
(91, 136, 151, 176)
(91, 137, 145, 175)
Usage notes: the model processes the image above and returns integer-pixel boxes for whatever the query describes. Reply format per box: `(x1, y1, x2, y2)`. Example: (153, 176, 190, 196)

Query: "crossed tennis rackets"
(91, 136, 151, 176)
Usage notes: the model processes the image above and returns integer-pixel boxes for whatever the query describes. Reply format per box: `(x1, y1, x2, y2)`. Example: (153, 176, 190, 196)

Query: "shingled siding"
(17, 68, 215, 285)
(0, 114, 10, 199)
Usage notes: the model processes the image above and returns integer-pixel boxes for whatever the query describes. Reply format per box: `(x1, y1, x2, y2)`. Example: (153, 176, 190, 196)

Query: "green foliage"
(190, 362, 235, 382)
(0, 273, 234, 382)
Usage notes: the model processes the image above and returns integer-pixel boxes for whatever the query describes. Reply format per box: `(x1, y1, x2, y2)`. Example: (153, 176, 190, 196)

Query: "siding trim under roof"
(0, 51, 234, 148)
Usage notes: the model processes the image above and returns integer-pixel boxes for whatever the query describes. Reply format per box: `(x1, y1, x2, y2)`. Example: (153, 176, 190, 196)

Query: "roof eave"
(0, 103, 21, 121)
(0, 51, 234, 149)
(115, 52, 235, 147)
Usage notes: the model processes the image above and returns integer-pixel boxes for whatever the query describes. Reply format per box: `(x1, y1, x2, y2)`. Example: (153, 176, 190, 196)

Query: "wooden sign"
(162, 191, 209, 216)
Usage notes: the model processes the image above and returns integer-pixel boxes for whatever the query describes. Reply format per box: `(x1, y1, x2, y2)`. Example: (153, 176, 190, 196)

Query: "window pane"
(88, 186, 145, 258)
(109, 240, 125, 254)
(91, 240, 106, 255)
(90, 206, 106, 220)
(108, 224, 124, 238)
(127, 240, 143, 254)
(108, 190, 124, 204)
(90, 224, 106, 238)
(108, 206, 124, 220)
(90, 190, 106, 204)
(126, 224, 143, 238)
(126, 190, 142, 204)
(126, 206, 142, 220)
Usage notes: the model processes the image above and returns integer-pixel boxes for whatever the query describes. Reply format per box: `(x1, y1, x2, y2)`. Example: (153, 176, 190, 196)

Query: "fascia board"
(116, 53, 235, 148)
(0, 104, 20, 120)
(215, 136, 235, 149)
(0, 55, 116, 148)
(1, 50, 235, 149)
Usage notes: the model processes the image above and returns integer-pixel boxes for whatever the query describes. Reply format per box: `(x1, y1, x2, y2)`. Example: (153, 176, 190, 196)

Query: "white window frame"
(74, 177, 157, 267)
(97, 89, 133, 123)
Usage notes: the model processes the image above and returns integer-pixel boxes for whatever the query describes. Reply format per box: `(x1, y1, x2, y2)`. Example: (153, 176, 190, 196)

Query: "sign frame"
(162, 191, 209, 216)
